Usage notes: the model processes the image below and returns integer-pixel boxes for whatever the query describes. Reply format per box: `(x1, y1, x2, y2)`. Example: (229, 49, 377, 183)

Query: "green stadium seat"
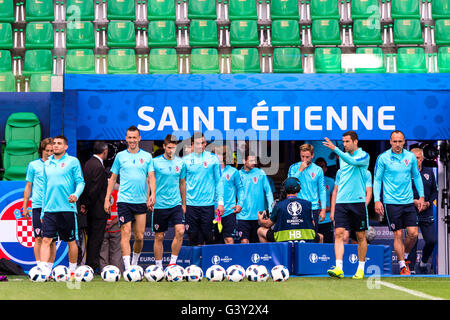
(0, 23, 13, 49)
(314, 47, 342, 73)
(312, 19, 341, 45)
(23, 50, 53, 76)
(351, 0, 380, 19)
(353, 19, 382, 45)
(393, 19, 423, 44)
(310, 0, 339, 20)
(0, 50, 12, 73)
(65, 49, 96, 74)
(25, 0, 54, 22)
(107, 0, 136, 21)
(25, 22, 54, 49)
(3, 140, 39, 181)
(188, 0, 217, 20)
(270, 0, 299, 20)
(107, 21, 136, 48)
(231, 48, 260, 73)
(190, 48, 220, 73)
(67, 21, 95, 49)
(0, 73, 15, 92)
(4, 112, 41, 146)
(435, 19, 450, 45)
(432, 0, 450, 19)
(397, 47, 426, 73)
(107, 48, 137, 74)
(391, 0, 420, 19)
(228, 0, 258, 20)
(147, 0, 176, 20)
(0, 0, 14, 23)
(271, 20, 301, 46)
(272, 47, 302, 73)
(66, 0, 95, 21)
(438, 46, 450, 73)
(189, 20, 218, 47)
(355, 47, 385, 73)
(29, 74, 52, 92)
(148, 20, 177, 47)
(230, 20, 259, 47)
(148, 48, 178, 74)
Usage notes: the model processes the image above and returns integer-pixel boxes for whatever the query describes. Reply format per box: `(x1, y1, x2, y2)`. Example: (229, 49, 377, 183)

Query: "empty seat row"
(3, 18, 449, 50)
(1, 0, 449, 23)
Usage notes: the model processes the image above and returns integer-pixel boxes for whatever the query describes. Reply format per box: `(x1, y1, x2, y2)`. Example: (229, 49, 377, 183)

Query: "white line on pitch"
(379, 280, 445, 300)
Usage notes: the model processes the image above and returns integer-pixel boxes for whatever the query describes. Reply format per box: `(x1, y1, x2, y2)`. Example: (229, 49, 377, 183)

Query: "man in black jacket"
(80, 142, 109, 273)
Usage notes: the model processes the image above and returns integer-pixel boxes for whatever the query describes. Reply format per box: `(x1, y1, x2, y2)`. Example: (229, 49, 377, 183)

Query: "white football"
(185, 265, 203, 282)
(226, 265, 245, 282)
(245, 264, 259, 281)
(205, 265, 226, 282)
(165, 265, 185, 282)
(74, 265, 94, 282)
(52, 265, 70, 282)
(271, 265, 290, 282)
(144, 265, 165, 282)
(101, 265, 121, 282)
(123, 265, 144, 282)
(28, 265, 51, 282)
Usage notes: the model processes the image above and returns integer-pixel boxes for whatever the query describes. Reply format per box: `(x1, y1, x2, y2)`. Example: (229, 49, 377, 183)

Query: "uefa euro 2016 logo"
(0, 185, 68, 272)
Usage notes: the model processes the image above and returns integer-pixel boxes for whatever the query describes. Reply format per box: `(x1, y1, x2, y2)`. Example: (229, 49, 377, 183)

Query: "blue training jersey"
(238, 168, 274, 221)
(42, 153, 85, 214)
(373, 148, 424, 205)
(183, 151, 224, 206)
(111, 149, 154, 204)
(152, 155, 186, 209)
(287, 162, 327, 210)
(319, 176, 335, 224)
(25, 159, 45, 209)
(334, 147, 370, 204)
(217, 165, 245, 218)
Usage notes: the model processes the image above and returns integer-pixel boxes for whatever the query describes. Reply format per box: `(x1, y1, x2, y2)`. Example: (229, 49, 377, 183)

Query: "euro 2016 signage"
(67, 74, 449, 142)
(0, 182, 68, 272)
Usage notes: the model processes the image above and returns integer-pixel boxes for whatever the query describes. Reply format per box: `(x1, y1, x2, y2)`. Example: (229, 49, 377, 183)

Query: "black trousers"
(86, 213, 108, 273)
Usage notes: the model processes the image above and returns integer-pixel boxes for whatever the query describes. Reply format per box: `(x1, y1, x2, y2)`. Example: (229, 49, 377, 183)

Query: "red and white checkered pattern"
(16, 219, 35, 248)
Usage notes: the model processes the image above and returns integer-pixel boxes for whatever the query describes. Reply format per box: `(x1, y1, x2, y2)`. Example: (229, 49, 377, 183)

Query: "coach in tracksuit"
(407, 148, 438, 274)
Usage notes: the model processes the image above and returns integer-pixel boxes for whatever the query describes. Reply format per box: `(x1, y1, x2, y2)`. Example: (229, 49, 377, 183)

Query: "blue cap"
(284, 177, 301, 194)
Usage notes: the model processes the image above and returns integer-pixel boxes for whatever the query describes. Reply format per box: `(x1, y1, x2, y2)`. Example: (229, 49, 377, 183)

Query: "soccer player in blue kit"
(183, 132, 224, 246)
(39, 136, 85, 275)
(323, 131, 370, 279)
(288, 144, 327, 234)
(213, 145, 245, 244)
(104, 126, 156, 270)
(373, 130, 424, 275)
(23, 138, 56, 269)
(151, 134, 187, 267)
(238, 151, 274, 243)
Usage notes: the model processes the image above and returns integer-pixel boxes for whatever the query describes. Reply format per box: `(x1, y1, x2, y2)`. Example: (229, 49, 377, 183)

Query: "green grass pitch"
(1, 276, 449, 300)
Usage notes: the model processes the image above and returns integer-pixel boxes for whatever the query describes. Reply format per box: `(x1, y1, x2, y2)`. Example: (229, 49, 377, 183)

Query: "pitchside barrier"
(176, 242, 392, 276)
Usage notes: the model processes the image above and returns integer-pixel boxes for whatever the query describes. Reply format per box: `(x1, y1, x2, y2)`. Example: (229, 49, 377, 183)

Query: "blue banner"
(0, 181, 68, 272)
(200, 242, 292, 273)
(65, 74, 450, 141)
(294, 243, 391, 275)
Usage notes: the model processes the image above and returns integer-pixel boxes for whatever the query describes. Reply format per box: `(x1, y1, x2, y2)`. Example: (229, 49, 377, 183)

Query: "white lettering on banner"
(137, 104, 396, 133)
(378, 106, 396, 130)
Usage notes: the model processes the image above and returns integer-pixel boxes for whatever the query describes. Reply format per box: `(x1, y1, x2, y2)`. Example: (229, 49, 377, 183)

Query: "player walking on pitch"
(373, 130, 424, 275)
(23, 138, 56, 268)
(104, 126, 156, 270)
(39, 136, 85, 275)
(323, 131, 370, 279)
(152, 134, 187, 267)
